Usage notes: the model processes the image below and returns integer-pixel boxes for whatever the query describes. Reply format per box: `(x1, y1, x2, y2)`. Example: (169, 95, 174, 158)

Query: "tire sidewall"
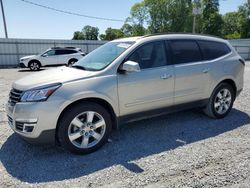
(29, 61, 40, 71)
(58, 102, 112, 154)
(210, 83, 235, 119)
(68, 59, 77, 66)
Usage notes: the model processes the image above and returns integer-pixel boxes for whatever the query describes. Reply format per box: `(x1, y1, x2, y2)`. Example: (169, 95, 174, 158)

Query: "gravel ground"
(0, 64, 250, 188)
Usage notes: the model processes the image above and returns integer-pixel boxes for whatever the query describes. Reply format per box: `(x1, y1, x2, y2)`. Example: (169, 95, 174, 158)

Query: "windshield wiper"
(71, 65, 86, 70)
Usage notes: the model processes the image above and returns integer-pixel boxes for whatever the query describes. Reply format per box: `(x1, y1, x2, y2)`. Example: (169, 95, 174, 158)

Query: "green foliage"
(100, 27, 125, 40)
(72, 25, 99, 40)
(73, 0, 250, 40)
(82, 25, 99, 40)
(222, 12, 241, 39)
(238, 3, 250, 38)
(144, 0, 193, 33)
(72, 31, 85, 40)
(201, 0, 223, 36)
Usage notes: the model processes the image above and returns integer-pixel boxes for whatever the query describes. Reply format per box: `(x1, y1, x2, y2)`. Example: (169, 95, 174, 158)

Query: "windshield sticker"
(117, 43, 131, 49)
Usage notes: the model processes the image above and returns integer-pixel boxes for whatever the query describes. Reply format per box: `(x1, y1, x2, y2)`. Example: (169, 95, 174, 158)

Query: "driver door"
(40, 50, 58, 66)
(117, 41, 174, 117)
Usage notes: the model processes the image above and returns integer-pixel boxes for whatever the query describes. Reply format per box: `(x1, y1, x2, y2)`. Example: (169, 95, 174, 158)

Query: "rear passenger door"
(56, 50, 72, 65)
(168, 39, 211, 105)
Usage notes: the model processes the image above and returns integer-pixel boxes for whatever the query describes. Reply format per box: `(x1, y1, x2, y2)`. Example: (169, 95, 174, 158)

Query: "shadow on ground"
(0, 108, 249, 183)
(18, 68, 46, 72)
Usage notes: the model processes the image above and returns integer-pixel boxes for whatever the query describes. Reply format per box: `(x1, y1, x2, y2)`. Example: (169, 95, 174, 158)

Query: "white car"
(19, 47, 85, 71)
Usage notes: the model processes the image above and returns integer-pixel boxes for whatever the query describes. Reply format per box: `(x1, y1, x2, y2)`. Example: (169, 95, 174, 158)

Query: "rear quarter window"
(198, 40, 231, 60)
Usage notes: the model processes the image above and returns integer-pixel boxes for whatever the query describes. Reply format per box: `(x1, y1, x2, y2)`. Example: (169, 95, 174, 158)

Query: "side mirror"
(120, 61, 141, 72)
(41, 54, 48, 57)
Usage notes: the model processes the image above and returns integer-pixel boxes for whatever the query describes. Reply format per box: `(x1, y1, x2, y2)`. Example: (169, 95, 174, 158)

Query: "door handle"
(161, 74, 172, 79)
(202, 68, 210, 73)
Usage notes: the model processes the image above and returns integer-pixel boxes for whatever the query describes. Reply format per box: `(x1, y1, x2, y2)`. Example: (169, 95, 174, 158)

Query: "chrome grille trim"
(8, 88, 23, 105)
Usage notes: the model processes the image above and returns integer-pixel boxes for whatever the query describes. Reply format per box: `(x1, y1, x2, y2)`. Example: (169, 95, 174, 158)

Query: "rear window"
(198, 40, 231, 60)
(169, 40, 202, 64)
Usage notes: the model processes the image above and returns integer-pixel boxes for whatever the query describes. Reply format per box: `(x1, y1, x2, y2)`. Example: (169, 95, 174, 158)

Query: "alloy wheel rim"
(31, 62, 39, 70)
(214, 88, 232, 115)
(68, 111, 106, 149)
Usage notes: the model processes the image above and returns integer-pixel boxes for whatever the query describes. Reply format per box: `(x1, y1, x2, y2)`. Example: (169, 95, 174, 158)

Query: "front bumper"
(19, 62, 27, 68)
(5, 100, 63, 145)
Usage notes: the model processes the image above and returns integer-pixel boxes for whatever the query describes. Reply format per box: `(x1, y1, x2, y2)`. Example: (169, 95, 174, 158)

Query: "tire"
(29, 61, 41, 71)
(68, 59, 78, 66)
(57, 102, 112, 154)
(203, 83, 235, 119)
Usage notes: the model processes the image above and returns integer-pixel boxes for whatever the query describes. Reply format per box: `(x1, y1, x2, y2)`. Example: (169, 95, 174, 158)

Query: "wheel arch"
(68, 58, 78, 64)
(28, 59, 41, 67)
(56, 97, 118, 138)
(213, 78, 237, 99)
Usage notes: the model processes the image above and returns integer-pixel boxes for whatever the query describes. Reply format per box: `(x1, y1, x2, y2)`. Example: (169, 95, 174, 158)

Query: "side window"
(56, 50, 78, 55)
(169, 40, 202, 64)
(128, 41, 167, 69)
(44, 50, 56, 56)
(198, 40, 231, 60)
(55, 50, 69, 55)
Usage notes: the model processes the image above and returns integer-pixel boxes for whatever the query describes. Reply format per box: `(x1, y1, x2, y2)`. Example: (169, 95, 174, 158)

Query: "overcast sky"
(0, 0, 247, 39)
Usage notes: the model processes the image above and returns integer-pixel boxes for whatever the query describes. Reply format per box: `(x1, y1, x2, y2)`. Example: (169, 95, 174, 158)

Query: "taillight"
(239, 59, 245, 66)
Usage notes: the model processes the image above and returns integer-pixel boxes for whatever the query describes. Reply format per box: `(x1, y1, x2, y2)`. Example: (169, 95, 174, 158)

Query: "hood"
(20, 55, 37, 60)
(13, 66, 97, 91)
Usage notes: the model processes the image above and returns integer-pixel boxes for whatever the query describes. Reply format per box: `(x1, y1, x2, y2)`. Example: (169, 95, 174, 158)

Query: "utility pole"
(192, 0, 201, 34)
(192, 14, 196, 34)
(0, 0, 8, 38)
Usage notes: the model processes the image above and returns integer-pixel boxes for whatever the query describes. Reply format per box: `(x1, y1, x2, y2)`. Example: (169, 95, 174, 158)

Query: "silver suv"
(6, 34, 245, 154)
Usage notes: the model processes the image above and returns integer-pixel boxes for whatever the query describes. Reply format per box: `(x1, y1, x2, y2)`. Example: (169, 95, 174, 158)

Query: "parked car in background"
(7, 34, 245, 154)
(19, 47, 85, 71)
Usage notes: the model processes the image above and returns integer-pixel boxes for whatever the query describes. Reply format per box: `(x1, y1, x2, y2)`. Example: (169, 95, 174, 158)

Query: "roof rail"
(142, 32, 223, 39)
(50, 46, 81, 50)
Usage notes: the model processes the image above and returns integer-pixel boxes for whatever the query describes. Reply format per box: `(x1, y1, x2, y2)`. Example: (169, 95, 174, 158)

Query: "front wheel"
(204, 83, 235, 119)
(57, 102, 112, 154)
(29, 61, 41, 71)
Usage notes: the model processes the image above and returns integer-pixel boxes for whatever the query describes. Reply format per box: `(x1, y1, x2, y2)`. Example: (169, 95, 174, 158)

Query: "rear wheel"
(57, 102, 112, 154)
(29, 61, 41, 71)
(68, 59, 78, 66)
(204, 83, 235, 119)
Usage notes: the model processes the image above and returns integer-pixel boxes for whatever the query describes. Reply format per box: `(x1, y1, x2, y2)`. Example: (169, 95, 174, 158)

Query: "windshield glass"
(73, 42, 134, 71)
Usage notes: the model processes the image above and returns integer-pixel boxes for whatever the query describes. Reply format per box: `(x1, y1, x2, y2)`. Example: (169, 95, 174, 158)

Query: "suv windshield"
(73, 42, 134, 71)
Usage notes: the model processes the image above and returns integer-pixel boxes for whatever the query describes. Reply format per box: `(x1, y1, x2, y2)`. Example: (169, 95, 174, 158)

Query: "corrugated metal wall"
(0, 38, 249, 67)
(228, 39, 250, 60)
(0, 38, 107, 67)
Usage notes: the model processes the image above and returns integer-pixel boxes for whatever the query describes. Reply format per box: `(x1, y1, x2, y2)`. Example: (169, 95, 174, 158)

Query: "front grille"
(16, 121, 24, 131)
(8, 88, 23, 105)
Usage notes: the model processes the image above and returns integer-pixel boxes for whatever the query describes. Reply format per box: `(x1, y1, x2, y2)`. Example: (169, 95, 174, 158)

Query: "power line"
(20, 0, 126, 22)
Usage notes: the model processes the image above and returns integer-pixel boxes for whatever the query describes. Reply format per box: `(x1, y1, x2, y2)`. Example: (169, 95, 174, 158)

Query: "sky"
(0, 0, 248, 39)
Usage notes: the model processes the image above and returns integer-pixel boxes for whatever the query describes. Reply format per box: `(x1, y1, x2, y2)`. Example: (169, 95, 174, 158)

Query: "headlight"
(20, 84, 61, 102)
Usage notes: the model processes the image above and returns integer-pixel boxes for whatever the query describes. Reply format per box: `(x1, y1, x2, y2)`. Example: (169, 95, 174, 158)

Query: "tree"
(121, 23, 133, 37)
(72, 25, 99, 40)
(82, 25, 99, 40)
(144, 0, 192, 33)
(72, 31, 85, 40)
(222, 12, 241, 39)
(238, 3, 250, 38)
(127, 2, 148, 36)
(100, 27, 125, 40)
(201, 0, 223, 36)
